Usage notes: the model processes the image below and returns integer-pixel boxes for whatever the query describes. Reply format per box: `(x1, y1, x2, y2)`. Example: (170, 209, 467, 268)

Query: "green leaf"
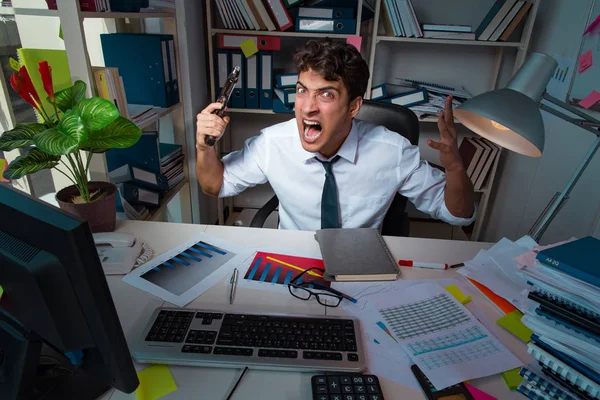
(0, 124, 46, 151)
(73, 97, 119, 130)
(33, 110, 87, 155)
(82, 116, 142, 151)
(3, 148, 60, 180)
(54, 80, 86, 112)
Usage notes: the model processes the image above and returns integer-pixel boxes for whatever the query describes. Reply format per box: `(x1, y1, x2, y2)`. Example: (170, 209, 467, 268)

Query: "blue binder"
(259, 52, 273, 110)
(164, 36, 179, 106)
(106, 131, 161, 175)
(215, 49, 231, 106)
(273, 97, 294, 114)
(274, 87, 296, 105)
(275, 73, 298, 88)
(245, 54, 259, 109)
(230, 50, 245, 109)
(100, 33, 174, 108)
(295, 18, 356, 34)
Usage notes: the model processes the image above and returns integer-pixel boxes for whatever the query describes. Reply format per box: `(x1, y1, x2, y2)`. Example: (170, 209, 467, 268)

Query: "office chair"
(250, 100, 420, 237)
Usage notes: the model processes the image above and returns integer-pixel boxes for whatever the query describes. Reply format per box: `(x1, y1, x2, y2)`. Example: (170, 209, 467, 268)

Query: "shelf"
(0, 7, 58, 16)
(134, 103, 182, 130)
(0, 7, 173, 18)
(149, 177, 189, 221)
(227, 108, 277, 115)
(377, 36, 523, 48)
(211, 28, 353, 39)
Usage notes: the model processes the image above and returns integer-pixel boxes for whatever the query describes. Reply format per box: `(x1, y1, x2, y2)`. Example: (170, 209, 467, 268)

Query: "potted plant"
(0, 61, 142, 232)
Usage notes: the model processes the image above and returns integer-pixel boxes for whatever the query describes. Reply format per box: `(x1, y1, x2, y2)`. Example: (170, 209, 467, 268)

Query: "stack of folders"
(458, 137, 500, 191)
(214, 0, 292, 31)
(106, 132, 185, 211)
(517, 237, 600, 400)
(293, 6, 356, 34)
(379, 0, 423, 38)
(273, 73, 297, 114)
(475, 0, 533, 42)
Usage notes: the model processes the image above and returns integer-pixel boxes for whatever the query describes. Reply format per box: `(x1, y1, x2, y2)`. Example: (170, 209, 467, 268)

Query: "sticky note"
(0, 285, 3, 300)
(583, 14, 600, 36)
(496, 310, 532, 342)
(501, 368, 523, 391)
(347, 36, 362, 51)
(9, 57, 20, 71)
(445, 284, 472, 304)
(579, 90, 600, 109)
(465, 383, 497, 400)
(59, 24, 63, 40)
(240, 38, 258, 58)
(136, 365, 177, 400)
(579, 50, 593, 73)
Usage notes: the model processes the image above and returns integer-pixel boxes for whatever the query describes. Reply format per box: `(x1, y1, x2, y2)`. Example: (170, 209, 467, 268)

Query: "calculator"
(410, 365, 474, 400)
(311, 374, 385, 400)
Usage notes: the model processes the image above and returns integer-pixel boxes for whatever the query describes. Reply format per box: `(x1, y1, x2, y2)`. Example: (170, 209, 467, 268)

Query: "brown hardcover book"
(499, 1, 533, 42)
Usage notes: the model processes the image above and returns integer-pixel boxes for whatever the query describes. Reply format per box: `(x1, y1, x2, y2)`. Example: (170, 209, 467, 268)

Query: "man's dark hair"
(293, 39, 370, 103)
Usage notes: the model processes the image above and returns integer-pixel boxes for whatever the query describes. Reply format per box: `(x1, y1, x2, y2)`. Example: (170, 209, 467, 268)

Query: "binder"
(109, 163, 169, 192)
(119, 182, 160, 207)
(216, 49, 231, 105)
(218, 34, 281, 51)
(259, 52, 273, 110)
(274, 87, 296, 105)
(381, 88, 428, 107)
(265, 0, 293, 31)
(275, 73, 298, 88)
(101, 33, 175, 108)
(297, 6, 354, 19)
(489, 1, 525, 42)
(283, 0, 302, 7)
(245, 54, 260, 109)
(167, 38, 180, 105)
(230, 51, 246, 108)
(295, 18, 356, 34)
(370, 83, 416, 100)
(106, 131, 162, 175)
(272, 97, 294, 114)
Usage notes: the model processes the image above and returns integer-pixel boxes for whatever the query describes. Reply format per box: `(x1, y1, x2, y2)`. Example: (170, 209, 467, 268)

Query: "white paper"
(367, 282, 522, 389)
(122, 233, 254, 307)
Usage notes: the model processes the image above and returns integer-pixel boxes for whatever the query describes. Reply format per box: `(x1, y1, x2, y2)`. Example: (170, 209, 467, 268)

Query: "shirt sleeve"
(397, 141, 476, 226)
(219, 133, 268, 198)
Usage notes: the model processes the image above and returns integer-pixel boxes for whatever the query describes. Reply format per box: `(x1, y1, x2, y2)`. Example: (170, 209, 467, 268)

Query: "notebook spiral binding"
(405, 79, 455, 91)
(518, 368, 577, 400)
(375, 230, 400, 274)
(532, 288, 600, 321)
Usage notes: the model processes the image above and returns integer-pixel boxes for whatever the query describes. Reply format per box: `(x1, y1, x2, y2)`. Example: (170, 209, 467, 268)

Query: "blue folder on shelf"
(245, 54, 259, 109)
(275, 73, 298, 88)
(274, 87, 296, 106)
(272, 97, 294, 114)
(106, 131, 162, 175)
(109, 163, 170, 192)
(230, 50, 245, 109)
(295, 18, 356, 34)
(259, 52, 273, 110)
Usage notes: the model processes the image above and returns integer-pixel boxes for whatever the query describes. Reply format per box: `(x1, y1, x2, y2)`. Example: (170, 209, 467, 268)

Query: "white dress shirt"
(219, 118, 476, 231)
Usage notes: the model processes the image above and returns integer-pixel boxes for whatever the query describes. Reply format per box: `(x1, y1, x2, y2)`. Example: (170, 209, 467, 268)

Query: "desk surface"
(103, 221, 530, 400)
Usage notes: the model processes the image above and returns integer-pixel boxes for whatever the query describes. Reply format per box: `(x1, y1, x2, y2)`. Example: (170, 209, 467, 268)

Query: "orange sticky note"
(579, 50, 593, 73)
(347, 36, 362, 51)
(579, 90, 600, 109)
(239, 38, 258, 58)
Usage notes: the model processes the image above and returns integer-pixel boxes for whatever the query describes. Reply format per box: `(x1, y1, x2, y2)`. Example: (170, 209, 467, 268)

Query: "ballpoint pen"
(311, 281, 357, 303)
(205, 66, 241, 146)
(230, 268, 239, 305)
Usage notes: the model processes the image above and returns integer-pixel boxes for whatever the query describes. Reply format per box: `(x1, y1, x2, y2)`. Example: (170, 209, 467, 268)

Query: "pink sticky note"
(465, 383, 497, 400)
(583, 14, 600, 35)
(347, 36, 362, 51)
(579, 50, 593, 73)
(579, 90, 600, 109)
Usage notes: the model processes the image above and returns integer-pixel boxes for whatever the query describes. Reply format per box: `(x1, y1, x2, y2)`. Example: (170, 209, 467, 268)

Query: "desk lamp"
(454, 53, 600, 243)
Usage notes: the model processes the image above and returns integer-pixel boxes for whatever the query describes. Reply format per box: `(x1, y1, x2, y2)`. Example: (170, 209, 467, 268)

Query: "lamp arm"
(528, 93, 600, 242)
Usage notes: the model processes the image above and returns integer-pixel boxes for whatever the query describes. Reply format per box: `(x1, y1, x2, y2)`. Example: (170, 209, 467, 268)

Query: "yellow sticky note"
(497, 310, 532, 343)
(136, 365, 177, 400)
(240, 38, 259, 58)
(502, 368, 523, 391)
(445, 284, 472, 304)
(9, 57, 20, 71)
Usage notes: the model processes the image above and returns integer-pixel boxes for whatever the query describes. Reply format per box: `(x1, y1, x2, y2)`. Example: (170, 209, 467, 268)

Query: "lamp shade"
(454, 53, 558, 158)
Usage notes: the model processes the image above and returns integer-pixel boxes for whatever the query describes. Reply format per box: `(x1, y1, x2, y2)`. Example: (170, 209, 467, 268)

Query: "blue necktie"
(316, 155, 341, 229)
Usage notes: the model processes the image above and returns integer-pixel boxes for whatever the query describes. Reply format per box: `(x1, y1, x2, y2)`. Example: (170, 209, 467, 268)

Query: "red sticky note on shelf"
(347, 36, 362, 51)
(579, 50, 593, 73)
(579, 90, 600, 109)
(465, 383, 497, 400)
(583, 14, 600, 35)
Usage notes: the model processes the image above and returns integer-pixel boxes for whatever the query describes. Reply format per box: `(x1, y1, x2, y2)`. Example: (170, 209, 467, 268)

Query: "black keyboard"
(312, 374, 385, 400)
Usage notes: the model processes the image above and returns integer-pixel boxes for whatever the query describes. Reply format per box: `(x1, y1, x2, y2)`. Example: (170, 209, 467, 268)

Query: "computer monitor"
(0, 184, 138, 399)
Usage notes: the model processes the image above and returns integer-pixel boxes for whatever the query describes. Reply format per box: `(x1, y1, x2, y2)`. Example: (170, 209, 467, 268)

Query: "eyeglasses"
(287, 267, 342, 307)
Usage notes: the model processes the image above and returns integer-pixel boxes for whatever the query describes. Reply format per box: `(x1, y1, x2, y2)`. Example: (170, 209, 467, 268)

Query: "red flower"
(10, 66, 41, 111)
(38, 61, 54, 102)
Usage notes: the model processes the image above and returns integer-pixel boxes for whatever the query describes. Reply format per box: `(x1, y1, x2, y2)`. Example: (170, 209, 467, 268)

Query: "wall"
(481, 0, 600, 245)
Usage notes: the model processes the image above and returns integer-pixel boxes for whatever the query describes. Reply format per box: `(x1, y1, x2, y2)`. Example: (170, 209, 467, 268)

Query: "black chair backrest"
(355, 100, 420, 236)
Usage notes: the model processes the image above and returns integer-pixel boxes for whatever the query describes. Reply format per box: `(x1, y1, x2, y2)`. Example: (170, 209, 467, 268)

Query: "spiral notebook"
(314, 228, 400, 281)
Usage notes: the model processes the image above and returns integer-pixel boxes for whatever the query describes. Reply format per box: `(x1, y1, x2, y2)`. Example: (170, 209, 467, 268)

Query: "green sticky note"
(239, 38, 258, 58)
(497, 310, 532, 343)
(0, 285, 3, 300)
(502, 368, 523, 391)
(9, 57, 20, 71)
(445, 284, 472, 305)
(136, 365, 177, 400)
(59, 24, 63, 40)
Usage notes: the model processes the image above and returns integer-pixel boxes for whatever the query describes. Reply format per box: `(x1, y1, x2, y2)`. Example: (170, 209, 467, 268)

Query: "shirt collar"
(294, 119, 358, 164)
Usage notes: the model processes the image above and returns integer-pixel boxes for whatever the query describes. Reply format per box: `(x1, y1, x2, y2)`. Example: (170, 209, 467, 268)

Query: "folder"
(106, 131, 162, 175)
(274, 87, 296, 105)
(245, 54, 259, 109)
(297, 7, 354, 19)
(283, 0, 302, 7)
(264, 0, 293, 31)
(167, 38, 179, 105)
(275, 73, 298, 88)
(295, 18, 356, 34)
(109, 164, 170, 192)
(249, 0, 276, 31)
(218, 34, 281, 51)
(119, 183, 160, 207)
(259, 52, 273, 109)
(230, 51, 245, 109)
(381, 88, 428, 107)
(272, 97, 294, 114)
(215, 49, 231, 105)
(370, 83, 415, 100)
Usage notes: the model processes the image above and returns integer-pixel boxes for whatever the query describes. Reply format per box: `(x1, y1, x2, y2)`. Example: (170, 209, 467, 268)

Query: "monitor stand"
(0, 321, 111, 400)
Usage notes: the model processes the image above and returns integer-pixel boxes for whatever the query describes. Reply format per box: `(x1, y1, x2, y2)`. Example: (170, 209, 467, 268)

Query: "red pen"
(398, 260, 448, 270)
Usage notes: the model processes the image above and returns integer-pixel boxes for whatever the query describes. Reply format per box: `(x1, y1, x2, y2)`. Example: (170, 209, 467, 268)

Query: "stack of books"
(380, 0, 422, 37)
(459, 137, 500, 192)
(92, 66, 130, 119)
(517, 237, 600, 400)
(475, 0, 533, 42)
(422, 24, 475, 41)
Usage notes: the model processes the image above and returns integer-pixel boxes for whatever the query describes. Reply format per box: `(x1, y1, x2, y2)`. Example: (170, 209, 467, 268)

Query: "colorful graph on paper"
(244, 252, 330, 287)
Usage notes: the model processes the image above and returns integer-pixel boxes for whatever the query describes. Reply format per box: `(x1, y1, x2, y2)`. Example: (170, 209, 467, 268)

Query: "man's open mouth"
(303, 119, 322, 143)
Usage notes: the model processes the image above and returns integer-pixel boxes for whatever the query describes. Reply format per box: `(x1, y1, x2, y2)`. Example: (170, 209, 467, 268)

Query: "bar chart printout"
(244, 252, 330, 287)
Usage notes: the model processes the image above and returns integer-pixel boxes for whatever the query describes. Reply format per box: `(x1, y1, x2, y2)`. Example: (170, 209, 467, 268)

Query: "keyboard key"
(342, 385, 353, 393)
(367, 386, 378, 394)
(340, 377, 351, 385)
(327, 377, 341, 393)
(258, 349, 269, 357)
(174, 335, 183, 342)
(351, 377, 364, 385)
(317, 396, 327, 400)
(356, 396, 368, 400)
(369, 396, 381, 400)
(348, 353, 359, 362)
(195, 312, 204, 318)
(354, 385, 366, 394)
(192, 346, 202, 353)
(200, 346, 212, 354)
(364, 376, 376, 385)
(331, 395, 342, 400)
(343, 394, 355, 400)
(212, 313, 223, 319)
(202, 317, 213, 325)
(181, 345, 192, 353)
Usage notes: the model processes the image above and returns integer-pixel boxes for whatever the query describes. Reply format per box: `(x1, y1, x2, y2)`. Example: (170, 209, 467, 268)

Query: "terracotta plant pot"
(56, 181, 117, 232)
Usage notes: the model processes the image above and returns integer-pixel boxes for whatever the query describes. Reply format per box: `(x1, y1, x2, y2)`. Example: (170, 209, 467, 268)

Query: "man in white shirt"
(196, 40, 475, 231)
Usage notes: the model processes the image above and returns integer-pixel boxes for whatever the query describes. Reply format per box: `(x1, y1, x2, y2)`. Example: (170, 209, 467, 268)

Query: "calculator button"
(340, 377, 351, 385)
(369, 395, 381, 400)
(365, 376, 376, 384)
(351, 376, 364, 385)
(317, 386, 328, 394)
(327, 377, 341, 393)
(367, 385, 378, 393)
(342, 385, 354, 393)
(356, 395, 368, 400)
(331, 395, 342, 400)
(343, 395, 355, 400)
(317, 396, 328, 400)
(315, 376, 327, 385)
(354, 385, 366, 393)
